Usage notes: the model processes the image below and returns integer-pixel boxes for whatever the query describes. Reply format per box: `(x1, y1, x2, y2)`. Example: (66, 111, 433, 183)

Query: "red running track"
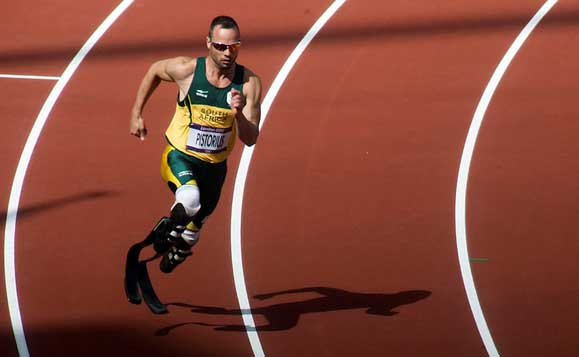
(1, 1, 578, 356)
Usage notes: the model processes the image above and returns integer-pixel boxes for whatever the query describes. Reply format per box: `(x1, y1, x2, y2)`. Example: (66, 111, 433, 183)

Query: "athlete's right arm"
(130, 57, 194, 140)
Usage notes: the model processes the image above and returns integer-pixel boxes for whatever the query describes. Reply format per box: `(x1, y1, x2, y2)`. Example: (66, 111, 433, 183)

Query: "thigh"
(160, 145, 198, 193)
(192, 161, 227, 228)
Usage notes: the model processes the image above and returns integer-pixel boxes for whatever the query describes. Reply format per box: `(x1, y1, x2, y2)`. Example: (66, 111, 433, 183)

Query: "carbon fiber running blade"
(137, 261, 168, 314)
(124, 243, 142, 304)
(124, 217, 169, 305)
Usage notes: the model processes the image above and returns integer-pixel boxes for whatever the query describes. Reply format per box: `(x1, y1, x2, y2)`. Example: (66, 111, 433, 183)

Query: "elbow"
(243, 133, 258, 147)
(244, 138, 257, 147)
(238, 122, 259, 146)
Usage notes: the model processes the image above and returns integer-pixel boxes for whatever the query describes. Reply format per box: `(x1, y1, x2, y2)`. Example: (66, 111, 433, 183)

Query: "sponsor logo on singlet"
(195, 89, 208, 98)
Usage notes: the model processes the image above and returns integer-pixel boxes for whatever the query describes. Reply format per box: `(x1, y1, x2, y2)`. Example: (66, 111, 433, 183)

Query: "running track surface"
(1, 1, 578, 356)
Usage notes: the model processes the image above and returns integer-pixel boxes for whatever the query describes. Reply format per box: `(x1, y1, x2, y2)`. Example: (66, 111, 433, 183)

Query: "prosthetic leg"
(159, 228, 197, 273)
(124, 185, 201, 314)
(124, 217, 170, 314)
(157, 185, 201, 273)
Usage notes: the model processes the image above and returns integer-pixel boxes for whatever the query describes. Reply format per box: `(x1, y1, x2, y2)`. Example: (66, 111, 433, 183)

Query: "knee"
(175, 184, 201, 217)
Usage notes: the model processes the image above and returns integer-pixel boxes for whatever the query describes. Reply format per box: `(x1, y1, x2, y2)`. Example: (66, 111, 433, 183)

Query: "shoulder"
(165, 56, 197, 80)
(241, 66, 262, 96)
(242, 66, 260, 83)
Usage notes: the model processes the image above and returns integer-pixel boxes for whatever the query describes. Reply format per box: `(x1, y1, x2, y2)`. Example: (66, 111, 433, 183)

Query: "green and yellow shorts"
(160, 145, 227, 229)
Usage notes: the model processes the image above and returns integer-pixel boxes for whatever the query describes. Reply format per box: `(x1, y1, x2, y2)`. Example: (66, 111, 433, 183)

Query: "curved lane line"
(230, 1, 347, 355)
(3, 1, 134, 356)
(455, 1, 557, 356)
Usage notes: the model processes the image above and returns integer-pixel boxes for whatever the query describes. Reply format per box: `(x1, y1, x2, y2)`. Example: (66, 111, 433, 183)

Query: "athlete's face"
(207, 26, 240, 70)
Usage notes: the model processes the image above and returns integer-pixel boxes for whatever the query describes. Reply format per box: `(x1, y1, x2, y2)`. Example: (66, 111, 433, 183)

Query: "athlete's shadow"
(158, 287, 431, 335)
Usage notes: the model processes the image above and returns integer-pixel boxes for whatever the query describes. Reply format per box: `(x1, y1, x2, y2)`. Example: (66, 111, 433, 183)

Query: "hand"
(130, 114, 147, 141)
(229, 88, 245, 116)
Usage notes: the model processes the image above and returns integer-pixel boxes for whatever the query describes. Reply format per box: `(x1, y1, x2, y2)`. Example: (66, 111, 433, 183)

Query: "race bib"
(186, 123, 232, 154)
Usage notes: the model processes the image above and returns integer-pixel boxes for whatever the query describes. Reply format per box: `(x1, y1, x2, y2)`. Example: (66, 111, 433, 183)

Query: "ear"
(206, 36, 211, 49)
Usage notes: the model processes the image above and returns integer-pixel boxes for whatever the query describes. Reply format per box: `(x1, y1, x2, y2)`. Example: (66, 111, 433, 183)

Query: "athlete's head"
(207, 16, 241, 70)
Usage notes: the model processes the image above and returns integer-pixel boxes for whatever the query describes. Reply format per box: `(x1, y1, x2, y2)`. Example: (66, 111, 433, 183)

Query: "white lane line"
(3, 1, 133, 356)
(230, 1, 347, 355)
(0, 74, 60, 81)
(455, 1, 557, 356)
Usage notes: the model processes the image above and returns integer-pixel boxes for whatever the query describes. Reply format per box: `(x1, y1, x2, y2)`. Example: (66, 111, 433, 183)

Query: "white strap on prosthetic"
(174, 184, 201, 217)
(169, 226, 185, 241)
(181, 229, 200, 246)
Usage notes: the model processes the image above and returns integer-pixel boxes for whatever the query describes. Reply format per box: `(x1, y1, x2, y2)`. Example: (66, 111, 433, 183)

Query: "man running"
(129, 15, 261, 273)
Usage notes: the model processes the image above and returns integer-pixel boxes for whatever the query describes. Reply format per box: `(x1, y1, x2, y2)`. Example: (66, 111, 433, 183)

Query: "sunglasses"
(211, 41, 241, 52)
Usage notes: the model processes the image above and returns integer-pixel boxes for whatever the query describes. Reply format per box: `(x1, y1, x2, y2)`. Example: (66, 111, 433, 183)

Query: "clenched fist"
(130, 115, 147, 141)
(229, 88, 245, 116)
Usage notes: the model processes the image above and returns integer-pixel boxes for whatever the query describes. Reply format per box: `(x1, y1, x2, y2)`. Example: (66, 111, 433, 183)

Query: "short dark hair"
(208, 16, 240, 39)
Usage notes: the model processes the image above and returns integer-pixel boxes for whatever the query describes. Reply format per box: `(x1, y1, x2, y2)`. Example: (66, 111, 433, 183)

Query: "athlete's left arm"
(231, 70, 262, 146)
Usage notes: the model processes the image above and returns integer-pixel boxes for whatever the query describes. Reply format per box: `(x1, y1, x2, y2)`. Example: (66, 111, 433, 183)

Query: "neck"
(205, 56, 235, 80)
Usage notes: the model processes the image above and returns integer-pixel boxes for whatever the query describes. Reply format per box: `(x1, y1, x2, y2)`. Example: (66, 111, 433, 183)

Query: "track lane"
(1, 2, 121, 356)
(468, 1, 579, 355)
(7, 0, 577, 356)
(455, 2, 558, 355)
(240, 0, 550, 355)
(0, 80, 54, 357)
(12, 1, 330, 355)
